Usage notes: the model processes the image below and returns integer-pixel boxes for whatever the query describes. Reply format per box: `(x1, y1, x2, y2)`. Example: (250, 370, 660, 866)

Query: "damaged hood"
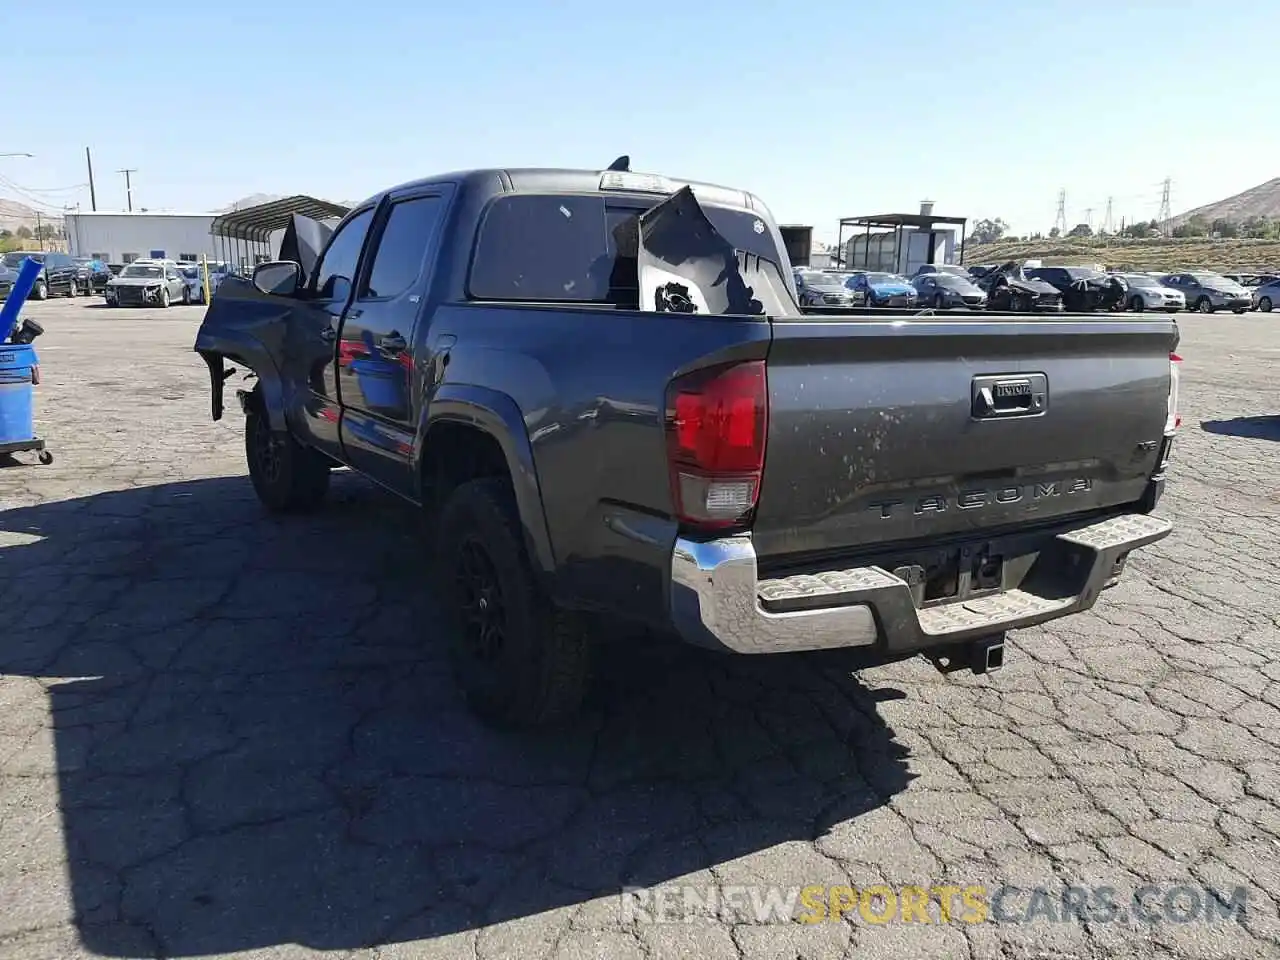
(988, 261, 1058, 296)
(277, 214, 333, 282)
(107, 276, 165, 287)
(637, 186, 797, 317)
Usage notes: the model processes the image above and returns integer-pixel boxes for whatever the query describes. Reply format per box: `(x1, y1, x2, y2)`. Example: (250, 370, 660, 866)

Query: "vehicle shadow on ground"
(0, 475, 913, 957)
(1200, 416, 1280, 441)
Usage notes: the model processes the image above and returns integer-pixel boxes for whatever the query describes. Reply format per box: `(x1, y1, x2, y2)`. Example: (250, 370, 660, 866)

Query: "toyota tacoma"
(195, 160, 1179, 727)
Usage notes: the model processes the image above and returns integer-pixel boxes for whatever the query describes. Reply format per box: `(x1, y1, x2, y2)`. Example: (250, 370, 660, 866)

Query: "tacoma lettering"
(869, 478, 1094, 519)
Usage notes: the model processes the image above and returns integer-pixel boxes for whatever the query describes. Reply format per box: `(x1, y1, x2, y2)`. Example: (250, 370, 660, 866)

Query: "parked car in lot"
(194, 163, 1178, 727)
(73, 256, 113, 293)
(846, 270, 917, 307)
(104, 258, 190, 307)
(1159, 272, 1252, 314)
(794, 269, 858, 306)
(1115, 273, 1185, 312)
(1252, 277, 1280, 312)
(912, 269, 987, 309)
(978, 261, 1065, 312)
(1025, 265, 1128, 312)
(0, 250, 80, 299)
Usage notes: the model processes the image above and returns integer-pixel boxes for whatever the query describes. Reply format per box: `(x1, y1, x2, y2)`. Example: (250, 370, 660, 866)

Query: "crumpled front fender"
(192, 277, 290, 431)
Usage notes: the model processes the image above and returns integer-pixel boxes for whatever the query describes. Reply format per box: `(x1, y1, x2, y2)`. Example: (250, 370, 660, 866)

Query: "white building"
(63, 211, 220, 265)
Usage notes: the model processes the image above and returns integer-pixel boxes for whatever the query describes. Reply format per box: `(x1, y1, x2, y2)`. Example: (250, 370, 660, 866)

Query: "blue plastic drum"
(0, 344, 38, 444)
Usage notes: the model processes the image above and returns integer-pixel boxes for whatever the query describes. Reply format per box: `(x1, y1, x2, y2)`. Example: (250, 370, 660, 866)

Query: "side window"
(359, 196, 445, 300)
(312, 208, 375, 302)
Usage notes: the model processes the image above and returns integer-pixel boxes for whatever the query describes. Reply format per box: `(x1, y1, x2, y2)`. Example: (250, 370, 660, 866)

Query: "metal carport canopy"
(210, 195, 351, 242)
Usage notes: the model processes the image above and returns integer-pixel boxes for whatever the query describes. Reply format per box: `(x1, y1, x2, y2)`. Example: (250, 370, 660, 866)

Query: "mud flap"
(198, 350, 236, 421)
(637, 186, 797, 317)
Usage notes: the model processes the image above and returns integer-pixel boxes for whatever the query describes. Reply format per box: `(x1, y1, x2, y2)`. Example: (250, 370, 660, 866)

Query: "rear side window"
(359, 195, 445, 300)
(467, 194, 783, 307)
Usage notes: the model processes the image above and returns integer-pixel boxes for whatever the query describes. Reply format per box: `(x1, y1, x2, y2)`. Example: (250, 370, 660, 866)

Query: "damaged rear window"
(467, 194, 782, 307)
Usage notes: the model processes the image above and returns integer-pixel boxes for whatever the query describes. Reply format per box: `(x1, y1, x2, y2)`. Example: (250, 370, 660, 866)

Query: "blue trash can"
(0, 343, 37, 445)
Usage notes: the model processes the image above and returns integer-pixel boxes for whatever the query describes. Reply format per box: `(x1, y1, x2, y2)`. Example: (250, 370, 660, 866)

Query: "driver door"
(280, 206, 377, 462)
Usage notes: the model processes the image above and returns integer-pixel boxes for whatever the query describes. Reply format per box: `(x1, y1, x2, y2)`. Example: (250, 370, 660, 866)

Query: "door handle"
(319, 327, 336, 342)
(377, 334, 407, 354)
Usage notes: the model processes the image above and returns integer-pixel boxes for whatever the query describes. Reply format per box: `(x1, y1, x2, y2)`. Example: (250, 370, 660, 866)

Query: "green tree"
(1066, 222, 1092, 238)
(1048, 226, 1060, 238)
(1211, 218, 1239, 239)
(1173, 214, 1210, 238)
(1240, 216, 1273, 239)
(14, 225, 32, 239)
(970, 218, 1009, 244)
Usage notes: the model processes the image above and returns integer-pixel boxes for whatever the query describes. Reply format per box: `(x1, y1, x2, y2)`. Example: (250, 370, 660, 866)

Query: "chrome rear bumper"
(669, 513, 1171, 655)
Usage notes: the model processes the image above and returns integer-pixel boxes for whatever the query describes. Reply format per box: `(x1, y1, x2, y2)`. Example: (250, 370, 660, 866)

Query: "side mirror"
(252, 260, 302, 296)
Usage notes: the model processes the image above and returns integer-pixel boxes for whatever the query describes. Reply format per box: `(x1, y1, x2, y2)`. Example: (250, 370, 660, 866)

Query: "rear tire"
(244, 398, 331, 513)
(436, 477, 590, 728)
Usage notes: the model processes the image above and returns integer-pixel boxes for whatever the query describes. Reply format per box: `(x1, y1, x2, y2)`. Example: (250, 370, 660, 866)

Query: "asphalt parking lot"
(1, 298, 1278, 960)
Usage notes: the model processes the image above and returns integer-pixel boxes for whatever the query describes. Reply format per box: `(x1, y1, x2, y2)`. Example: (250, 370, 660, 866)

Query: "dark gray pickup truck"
(195, 162, 1179, 727)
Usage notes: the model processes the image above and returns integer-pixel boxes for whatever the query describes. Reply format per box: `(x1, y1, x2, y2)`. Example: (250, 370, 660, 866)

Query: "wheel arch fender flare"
(416, 383, 555, 575)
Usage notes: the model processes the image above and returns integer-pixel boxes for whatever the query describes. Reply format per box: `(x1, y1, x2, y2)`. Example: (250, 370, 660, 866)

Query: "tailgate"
(752, 315, 1178, 562)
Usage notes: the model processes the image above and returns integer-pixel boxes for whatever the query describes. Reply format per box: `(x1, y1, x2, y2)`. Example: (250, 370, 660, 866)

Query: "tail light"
(1167, 353, 1181, 431)
(665, 361, 768, 531)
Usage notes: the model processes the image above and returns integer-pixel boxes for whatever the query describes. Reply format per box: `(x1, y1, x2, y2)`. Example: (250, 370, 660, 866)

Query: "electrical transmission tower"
(1104, 197, 1114, 234)
(1084, 208, 1094, 231)
(1053, 189, 1067, 235)
(1157, 178, 1172, 236)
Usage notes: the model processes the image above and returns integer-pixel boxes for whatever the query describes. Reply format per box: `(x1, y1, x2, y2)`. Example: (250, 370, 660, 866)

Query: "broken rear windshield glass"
(467, 194, 782, 307)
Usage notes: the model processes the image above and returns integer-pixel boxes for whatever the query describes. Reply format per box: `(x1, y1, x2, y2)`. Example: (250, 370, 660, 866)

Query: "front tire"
(1130, 295, 1145, 312)
(182, 286, 192, 305)
(1260, 297, 1273, 313)
(244, 400, 331, 513)
(436, 478, 590, 728)
(933, 293, 947, 310)
(31, 281, 47, 301)
(67, 279, 79, 297)
(159, 287, 170, 308)
(1195, 297, 1213, 314)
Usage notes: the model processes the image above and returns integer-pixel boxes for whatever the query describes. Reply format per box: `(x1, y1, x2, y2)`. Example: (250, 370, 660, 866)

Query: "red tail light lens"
(665, 361, 767, 530)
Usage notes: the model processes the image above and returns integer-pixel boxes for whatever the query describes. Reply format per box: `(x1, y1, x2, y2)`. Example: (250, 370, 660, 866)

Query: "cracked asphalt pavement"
(1, 300, 1278, 960)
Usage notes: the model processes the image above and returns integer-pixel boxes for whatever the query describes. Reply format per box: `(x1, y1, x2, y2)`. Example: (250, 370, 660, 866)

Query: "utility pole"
(1157, 178, 1172, 236)
(86, 147, 97, 211)
(35, 211, 44, 250)
(117, 168, 137, 212)
(1053, 189, 1067, 236)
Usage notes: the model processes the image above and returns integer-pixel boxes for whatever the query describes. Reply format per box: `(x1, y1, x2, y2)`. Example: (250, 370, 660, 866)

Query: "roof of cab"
(356, 167, 763, 213)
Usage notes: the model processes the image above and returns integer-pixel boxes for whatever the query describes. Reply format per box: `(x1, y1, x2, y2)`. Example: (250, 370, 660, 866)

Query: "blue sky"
(4, 0, 1272, 242)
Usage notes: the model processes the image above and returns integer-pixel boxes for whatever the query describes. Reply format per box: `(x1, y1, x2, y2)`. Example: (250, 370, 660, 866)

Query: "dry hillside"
(0, 198, 43, 234)
(1171, 177, 1280, 228)
(965, 235, 1280, 271)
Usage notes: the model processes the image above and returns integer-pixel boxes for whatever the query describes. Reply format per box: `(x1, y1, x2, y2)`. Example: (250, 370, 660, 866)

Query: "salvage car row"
(795, 261, 1271, 313)
(0, 251, 232, 306)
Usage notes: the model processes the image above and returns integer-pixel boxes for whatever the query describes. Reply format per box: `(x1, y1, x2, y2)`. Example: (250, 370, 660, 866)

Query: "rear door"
(752, 315, 1178, 564)
(337, 188, 452, 497)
